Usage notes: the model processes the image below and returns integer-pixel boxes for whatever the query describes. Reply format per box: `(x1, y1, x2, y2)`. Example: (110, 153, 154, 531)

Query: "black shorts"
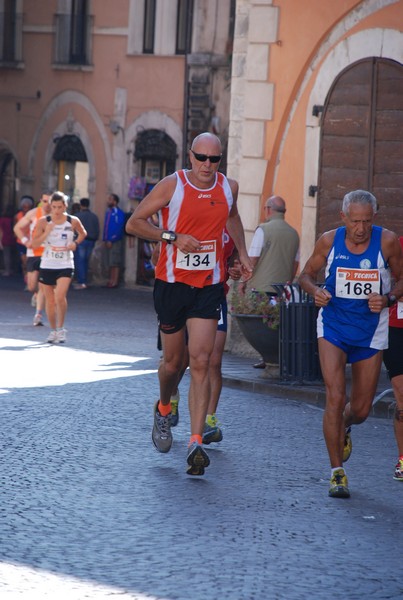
(217, 299, 228, 333)
(154, 279, 224, 334)
(16, 243, 27, 256)
(39, 268, 74, 286)
(383, 326, 403, 379)
(26, 257, 42, 273)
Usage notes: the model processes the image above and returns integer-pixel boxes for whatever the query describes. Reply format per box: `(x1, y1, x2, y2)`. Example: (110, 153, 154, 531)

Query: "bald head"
(265, 196, 286, 214)
(191, 132, 222, 153)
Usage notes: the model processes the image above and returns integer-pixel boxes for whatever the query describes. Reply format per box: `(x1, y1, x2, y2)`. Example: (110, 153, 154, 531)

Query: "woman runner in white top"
(32, 191, 87, 343)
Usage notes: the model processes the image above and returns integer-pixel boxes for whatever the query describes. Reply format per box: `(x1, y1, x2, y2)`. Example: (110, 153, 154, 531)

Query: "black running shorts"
(383, 326, 403, 379)
(27, 257, 42, 272)
(39, 268, 74, 286)
(153, 279, 224, 334)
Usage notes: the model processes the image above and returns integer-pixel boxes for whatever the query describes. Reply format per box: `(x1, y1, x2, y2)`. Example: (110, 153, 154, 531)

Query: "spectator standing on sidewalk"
(13, 193, 51, 326)
(74, 197, 100, 289)
(32, 191, 87, 344)
(383, 235, 403, 481)
(126, 132, 253, 476)
(14, 195, 34, 285)
(103, 193, 125, 288)
(299, 189, 403, 499)
(246, 195, 299, 368)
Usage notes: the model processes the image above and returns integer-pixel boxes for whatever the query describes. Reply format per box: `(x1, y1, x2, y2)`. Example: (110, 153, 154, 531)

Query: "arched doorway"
(53, 134, 89, 207)
(317, 57, 403, 235)
(0, 149, 18, 274)
(134, 128, 177, 187)
(133, 129, 177, 285)
(0, 149, 17, 214)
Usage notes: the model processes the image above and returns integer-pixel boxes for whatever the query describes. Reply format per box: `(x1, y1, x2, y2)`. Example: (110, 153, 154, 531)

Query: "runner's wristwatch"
(386, 293, 397, 307)
(161, 230, 177, 244)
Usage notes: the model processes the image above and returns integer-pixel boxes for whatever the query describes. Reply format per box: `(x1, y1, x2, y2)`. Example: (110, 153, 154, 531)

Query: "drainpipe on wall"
(182, 1, 194, 169)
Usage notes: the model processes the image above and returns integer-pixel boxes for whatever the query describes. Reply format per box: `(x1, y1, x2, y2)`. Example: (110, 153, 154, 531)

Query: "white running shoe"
(33, 313, 43, 326)
(47, 330, 59, 344)
(57, 328, 67, 343)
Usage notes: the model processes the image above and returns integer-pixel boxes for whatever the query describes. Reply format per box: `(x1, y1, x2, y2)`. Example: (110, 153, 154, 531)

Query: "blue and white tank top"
(317, 225, 391, 349)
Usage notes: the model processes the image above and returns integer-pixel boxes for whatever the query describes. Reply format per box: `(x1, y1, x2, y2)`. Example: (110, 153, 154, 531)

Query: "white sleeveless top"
(40, 216, 75, 269)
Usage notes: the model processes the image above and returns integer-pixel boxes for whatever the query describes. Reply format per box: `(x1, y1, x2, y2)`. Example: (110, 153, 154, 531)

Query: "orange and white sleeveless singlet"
(155, 170, 233, 288)
(27, 206, 45, 258)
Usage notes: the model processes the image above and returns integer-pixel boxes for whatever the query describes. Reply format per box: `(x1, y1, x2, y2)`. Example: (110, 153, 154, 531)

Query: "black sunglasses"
(190, 149, 222, 163)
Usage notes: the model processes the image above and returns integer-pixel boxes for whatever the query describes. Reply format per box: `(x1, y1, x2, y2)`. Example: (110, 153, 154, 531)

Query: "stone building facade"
(1, 0, 402, 285)
(228, 0, 403, 266)
(0, 0, 235, 284)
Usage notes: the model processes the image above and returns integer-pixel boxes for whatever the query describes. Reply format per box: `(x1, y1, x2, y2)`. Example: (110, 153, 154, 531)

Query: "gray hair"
(342, 190, 377, 214)
(266, 195, 286, 213)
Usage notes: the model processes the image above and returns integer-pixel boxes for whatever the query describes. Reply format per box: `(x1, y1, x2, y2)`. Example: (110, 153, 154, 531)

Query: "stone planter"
(233, 314, 279, 366)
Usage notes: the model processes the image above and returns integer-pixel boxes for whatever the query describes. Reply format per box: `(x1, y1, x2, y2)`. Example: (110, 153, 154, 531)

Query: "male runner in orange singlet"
(126, 132, 253, 475)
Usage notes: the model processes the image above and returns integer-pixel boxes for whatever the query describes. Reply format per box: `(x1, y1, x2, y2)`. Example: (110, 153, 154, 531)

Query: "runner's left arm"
(226, 179, 254, 280)
(70, 216, 87, 249)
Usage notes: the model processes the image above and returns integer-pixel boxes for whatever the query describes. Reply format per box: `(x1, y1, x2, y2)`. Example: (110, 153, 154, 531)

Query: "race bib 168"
(335, 267, 380, 299)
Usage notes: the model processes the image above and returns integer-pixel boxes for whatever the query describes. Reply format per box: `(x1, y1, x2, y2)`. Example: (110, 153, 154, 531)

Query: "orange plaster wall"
(93, 0, 131, 27)
(260, 0, 403, 232)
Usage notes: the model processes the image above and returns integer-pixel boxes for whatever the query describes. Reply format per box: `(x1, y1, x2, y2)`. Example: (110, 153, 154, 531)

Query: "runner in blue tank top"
(299, 190, 403, 499)
(318, 224, 390, 349)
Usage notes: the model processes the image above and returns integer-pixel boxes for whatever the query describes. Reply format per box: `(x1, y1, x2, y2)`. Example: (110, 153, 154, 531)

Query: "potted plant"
(230, 288, 280, 367)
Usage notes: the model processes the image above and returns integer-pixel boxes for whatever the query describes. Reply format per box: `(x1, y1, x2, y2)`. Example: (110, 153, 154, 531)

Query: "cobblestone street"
(1, 277, 402, 599)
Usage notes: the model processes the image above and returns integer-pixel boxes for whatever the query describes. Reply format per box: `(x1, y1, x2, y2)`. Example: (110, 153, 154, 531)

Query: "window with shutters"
(176, 0, 193, 55)
(54, 0, 93, 67)
(143, 0, 156, 54)
(0, 0, 22, 66)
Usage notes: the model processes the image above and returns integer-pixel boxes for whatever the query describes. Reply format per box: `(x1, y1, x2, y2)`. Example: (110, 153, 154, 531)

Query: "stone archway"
(134, 128, 177, 179)
(28, 90, 111, 202)
(124, 112, 182, 286)
(52, 133, 89, 204)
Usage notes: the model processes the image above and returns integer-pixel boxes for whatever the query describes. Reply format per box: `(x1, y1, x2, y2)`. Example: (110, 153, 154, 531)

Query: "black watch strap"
(386, 293, 397, 307)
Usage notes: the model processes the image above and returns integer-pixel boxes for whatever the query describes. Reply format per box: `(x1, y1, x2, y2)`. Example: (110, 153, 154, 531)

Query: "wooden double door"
(317, 57, 403, 236)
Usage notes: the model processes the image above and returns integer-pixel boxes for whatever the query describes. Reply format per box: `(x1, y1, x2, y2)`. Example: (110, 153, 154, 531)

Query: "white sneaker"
(33, 313, 43, 326)
(57, 328, 67, 343)
(47, 330, 59, 344)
